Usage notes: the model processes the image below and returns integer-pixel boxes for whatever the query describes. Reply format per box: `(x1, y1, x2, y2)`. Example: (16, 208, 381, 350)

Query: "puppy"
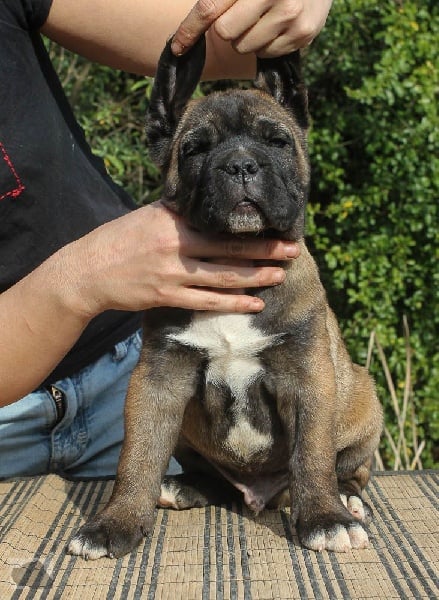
(68, 35, 383, 559)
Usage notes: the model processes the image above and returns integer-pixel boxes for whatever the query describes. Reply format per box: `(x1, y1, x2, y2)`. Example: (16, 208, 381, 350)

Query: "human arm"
(40, 0, 255, 79)
(0, 202, 298, 407)
(41, 0, 333, 79)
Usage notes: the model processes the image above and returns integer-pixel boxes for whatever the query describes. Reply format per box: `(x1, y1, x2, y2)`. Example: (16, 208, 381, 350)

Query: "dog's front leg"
(280, 373, 369, 552)
(68, 343, 198, 559)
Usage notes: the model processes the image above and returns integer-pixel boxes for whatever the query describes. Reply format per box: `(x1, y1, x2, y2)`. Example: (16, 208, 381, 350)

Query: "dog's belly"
(169, 312, 283, 461)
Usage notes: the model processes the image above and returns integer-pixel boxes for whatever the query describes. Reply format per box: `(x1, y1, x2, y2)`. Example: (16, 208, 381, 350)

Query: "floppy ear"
(254, 50, 308, 129)
(146, 34, 206, 166)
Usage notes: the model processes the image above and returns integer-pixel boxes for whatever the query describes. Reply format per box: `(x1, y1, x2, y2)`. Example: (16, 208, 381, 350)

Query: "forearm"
(0, 247, 91, 407)
(41, 0, 255, 79)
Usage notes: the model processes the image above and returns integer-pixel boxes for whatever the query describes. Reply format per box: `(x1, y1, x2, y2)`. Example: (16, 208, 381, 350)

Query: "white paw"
(157, 484, 179, 509)
(67, 536, 109, 560)
(304, 522, 369, 553)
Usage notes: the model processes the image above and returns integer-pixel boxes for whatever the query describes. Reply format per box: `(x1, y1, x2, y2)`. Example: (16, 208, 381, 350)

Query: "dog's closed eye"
(180, 139, 208, 158)
(266, 134, 291, 148)
(180, 130, 212, 158)
(256, 118, 294, 150)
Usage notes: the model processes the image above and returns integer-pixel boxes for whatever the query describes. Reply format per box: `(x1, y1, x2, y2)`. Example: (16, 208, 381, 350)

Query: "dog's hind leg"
(158, 472, 240, 509)
(335, 364, 383, 527)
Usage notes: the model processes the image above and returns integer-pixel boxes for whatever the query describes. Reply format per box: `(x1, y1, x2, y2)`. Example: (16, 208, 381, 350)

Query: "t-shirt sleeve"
(2, 0, 53, 31)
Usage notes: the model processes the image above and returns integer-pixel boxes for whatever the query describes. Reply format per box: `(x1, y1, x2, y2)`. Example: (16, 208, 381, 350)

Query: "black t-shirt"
(0, 0, 142, 385)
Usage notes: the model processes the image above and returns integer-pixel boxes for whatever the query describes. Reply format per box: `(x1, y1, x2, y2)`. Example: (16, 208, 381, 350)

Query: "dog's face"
(147, 36, 310, 241)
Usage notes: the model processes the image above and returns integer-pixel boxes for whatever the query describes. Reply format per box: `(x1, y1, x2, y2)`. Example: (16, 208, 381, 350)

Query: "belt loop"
(112, 339, 128, 362)
(48, 385, 66, 424)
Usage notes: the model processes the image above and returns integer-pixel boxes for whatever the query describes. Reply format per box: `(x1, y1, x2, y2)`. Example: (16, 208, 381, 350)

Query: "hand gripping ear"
(146, 34, 206, 166)
(254, 50, 308, 130)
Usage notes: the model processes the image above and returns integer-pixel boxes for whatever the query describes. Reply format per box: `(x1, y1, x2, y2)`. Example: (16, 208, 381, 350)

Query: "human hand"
(171, 0, 333, 58)
(63, 201, 299, 317)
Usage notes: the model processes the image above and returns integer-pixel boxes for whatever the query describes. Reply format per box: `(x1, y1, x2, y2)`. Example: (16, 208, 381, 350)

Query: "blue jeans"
(0, 330, 143, 480)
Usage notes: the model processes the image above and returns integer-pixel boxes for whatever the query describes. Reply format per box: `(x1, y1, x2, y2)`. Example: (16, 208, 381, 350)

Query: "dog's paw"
(157, 479, 181, 509)
(340, 493, 373, 525)
(298, 517, 369, 553)
(157, 475, 210, 509)
(67, 514, 148, 560)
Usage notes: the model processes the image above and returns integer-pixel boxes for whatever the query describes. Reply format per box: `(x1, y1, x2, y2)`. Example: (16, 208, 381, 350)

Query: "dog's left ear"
(146, 34, 206, 166)
(254, 50, 308, 129)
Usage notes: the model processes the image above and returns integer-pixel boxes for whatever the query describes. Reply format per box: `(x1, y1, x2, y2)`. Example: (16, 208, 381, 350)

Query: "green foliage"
(304, 0, 438, 467)
(46, 0, 438, 467)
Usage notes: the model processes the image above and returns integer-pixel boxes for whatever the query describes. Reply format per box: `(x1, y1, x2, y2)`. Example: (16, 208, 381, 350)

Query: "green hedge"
(47, 0, 438, 467)
(304, 0, 438, 468)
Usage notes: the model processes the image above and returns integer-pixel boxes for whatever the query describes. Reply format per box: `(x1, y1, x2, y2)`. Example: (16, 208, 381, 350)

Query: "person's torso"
(0, 0, 141, 385)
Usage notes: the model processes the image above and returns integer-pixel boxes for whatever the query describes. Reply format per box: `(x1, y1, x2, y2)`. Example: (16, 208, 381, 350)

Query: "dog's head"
(146, 35, 310, 241)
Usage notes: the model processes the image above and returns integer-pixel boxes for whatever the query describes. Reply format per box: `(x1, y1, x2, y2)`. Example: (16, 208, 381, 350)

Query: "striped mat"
(0, 472, 437, 599)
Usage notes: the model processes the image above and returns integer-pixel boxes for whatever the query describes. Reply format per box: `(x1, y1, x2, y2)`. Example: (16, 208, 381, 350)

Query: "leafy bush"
(303, 0, 438, 468)
(47, 0, 438, 467)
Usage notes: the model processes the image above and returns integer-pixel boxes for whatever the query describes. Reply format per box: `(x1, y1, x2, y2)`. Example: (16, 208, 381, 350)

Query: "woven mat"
(0, 472, 437, 599)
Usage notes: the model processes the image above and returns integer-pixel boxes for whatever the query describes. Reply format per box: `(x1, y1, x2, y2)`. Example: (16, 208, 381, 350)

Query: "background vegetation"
(47, 0, 438, 468)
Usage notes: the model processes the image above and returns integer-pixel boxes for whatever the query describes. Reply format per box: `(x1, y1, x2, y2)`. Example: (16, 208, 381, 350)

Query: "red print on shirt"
(0, 142, 25, 201)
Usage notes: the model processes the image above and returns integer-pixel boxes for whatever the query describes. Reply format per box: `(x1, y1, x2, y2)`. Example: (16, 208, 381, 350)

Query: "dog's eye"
(267, 135, 290, 148)
(180, 139, 208, 158)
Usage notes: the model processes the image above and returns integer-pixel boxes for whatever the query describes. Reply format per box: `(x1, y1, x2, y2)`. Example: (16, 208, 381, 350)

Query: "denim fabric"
(0, 330, 143, 480)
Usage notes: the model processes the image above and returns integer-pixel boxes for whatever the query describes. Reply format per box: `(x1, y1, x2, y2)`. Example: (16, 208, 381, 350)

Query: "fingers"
(217, 0, 315, 56)
(167, 287, 265, 313)
(171, 0, 332, 57)
(182, 258, 286, 289)
(171, 0, 238, 55)
(152, 202, 300, 261)
(212, 0, 268, 43)
(132, 202, 298, 314)
(185, 231, 300, 261)
(249, 0, 330, 57)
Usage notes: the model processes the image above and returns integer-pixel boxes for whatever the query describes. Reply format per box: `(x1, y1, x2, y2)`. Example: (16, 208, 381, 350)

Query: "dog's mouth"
(227, 199, 266, 234)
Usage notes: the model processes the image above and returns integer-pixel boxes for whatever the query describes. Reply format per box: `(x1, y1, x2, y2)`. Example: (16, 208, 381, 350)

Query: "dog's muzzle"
(227, 199, 266, 233)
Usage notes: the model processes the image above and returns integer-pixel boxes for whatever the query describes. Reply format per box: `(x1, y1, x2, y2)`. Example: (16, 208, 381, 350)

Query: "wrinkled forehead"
(178, 89, 296, 137)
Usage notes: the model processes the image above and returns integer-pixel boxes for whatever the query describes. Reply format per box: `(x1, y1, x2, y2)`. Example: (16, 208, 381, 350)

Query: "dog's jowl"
(68, 35, 383, 560)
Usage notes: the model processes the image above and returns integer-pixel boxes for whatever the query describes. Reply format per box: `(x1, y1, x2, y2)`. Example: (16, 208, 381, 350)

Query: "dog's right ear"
(146, 34, 206, 167)
(254, 50, 308, 130)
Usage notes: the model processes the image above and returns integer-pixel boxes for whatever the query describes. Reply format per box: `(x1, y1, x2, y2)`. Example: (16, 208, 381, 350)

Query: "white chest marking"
(225, 418, 273, 461)
(168, 313, 280, 402)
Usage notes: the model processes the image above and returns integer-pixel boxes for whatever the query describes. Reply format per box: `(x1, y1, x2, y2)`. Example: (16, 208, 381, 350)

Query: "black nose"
(225, 157, 259, 178)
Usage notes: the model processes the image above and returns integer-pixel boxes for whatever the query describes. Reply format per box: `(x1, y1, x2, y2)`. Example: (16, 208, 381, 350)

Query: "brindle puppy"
(68, 35, 383, 559)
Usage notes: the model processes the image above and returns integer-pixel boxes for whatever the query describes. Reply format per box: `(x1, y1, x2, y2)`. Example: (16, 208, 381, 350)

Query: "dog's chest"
(169, 313, 281, 461)
(169, 312, 279, 401)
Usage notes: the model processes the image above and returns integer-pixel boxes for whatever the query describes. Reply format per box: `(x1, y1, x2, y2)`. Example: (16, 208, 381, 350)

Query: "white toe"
(67, 537, 108, 560)
(347, 496, 366, 521)
(348, 523, 369, 549)
(325, 525, 351, 552)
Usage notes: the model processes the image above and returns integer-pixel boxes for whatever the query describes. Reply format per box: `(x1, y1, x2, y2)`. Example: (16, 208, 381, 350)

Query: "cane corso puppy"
(68, 35, 383, 559)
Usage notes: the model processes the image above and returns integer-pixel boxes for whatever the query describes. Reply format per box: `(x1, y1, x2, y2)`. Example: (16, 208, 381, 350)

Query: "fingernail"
(171, 39, 185, 56)
(250, 297, 264, 311)
(284, 244, 299, 258)
(272, 270, 286, 284)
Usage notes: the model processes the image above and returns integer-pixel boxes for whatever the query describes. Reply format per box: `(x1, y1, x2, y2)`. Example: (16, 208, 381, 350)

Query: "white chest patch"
(225, 418, 273, 461)
(168, 313, 281, 402)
